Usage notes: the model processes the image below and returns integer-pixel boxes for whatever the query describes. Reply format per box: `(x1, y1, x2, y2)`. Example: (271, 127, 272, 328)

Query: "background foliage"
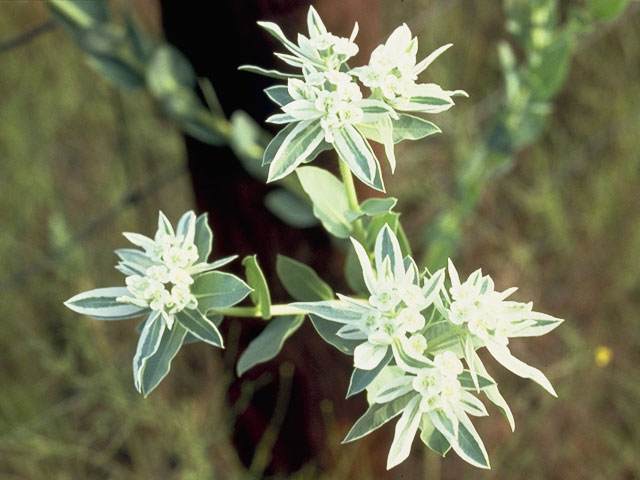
(1, 0, 639, 478)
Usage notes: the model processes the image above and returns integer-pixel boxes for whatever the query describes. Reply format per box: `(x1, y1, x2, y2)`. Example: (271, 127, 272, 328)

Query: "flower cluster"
(296, 223, 563, 469)
(244, 6, 465, 191)
(116, 212, 201, 329)
(65, 211, 252, 396)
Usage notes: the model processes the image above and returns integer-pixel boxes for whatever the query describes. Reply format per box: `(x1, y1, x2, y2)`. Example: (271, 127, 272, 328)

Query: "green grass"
(1, 1, 639, 479)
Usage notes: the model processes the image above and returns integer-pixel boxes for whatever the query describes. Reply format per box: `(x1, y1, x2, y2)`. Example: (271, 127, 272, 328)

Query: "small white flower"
(397, 307, 425, 333)
(169, 268, 193, 286)
(146, 265, 170, 283)
(433, 351, 463, 378)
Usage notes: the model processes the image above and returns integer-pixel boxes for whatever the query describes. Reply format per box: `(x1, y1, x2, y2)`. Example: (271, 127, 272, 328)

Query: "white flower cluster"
(116, 212, 200, 329)
(411, 351, 464, 414)
(251, 6, 465, 190)
(281, 69, 368, 142)
(296, 223, 563, 469)
(352, 24, 465, 112)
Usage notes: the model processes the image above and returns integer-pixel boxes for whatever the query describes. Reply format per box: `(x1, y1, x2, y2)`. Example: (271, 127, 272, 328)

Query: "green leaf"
(276, 255, 333, 301)
(268, 121, 325, 182)
(391, 114, 441, 143)
(347, 350, 393, 398)
(236, 315, 304, 376)
(230, 110, 269, 179)
(194, 213, 213, 263)
(264, 188, 319, 228)
(265, 85, 294, 106)
(176, 308, 223, 347)
(146, 44, 197, 99)
(192, 271, 252, 312)
(65, 287, 148, 320)
(309, 314, 360, 355)
(296, 166, 352, 239)
(333, 125, 384, 192)
(419, 415, 451, 456)
(343, 392, 415, 443)
(360, 197, 397, 216)
(344, 247, 368, 295)
(242, 255, 271, 318)
(139, 322, 188, 396)
(474, 359, 515, 430)
(293, 301, 362, 324)
(133, 312, 164, 392)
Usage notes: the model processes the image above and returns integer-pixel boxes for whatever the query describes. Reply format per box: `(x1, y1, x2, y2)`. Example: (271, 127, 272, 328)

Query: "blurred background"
(1, 0, 639, 479)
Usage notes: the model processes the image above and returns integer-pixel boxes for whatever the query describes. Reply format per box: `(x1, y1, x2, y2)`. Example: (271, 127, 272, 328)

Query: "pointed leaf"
(242, 255, 271, 318)
(333, 125, 384, 192)
(192, 271, 252, 311)
(309, 314, 360, 355)
(139, 322, 187, 396)
(237, 315, 304, 376)
(343, 392, 415, 443)
(276, 255, 334, 301)
(65, 287, 147, 320)
(176, 308, 223, 347)
(387, 395, 422, 469)
(268, 121, 325, 182)
(296, 166, 352, 238)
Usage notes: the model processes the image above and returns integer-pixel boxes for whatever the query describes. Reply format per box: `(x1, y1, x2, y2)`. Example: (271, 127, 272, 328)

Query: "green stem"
(338, 158, 366, 242)
(211, 304, 307, 318)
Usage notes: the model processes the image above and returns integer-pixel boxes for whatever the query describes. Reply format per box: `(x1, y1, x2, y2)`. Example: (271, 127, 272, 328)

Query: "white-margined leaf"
(374, 224, 404, 278)
(64, 287, 148, 320)
(350, 237, 376, 293)
(507, 313, 564, 338)
(333, 125, 384, 192)
(133, 311, 164, 392)
(453, 406, 491, 468)
(238, 64, 303, 80)
(176, 210, 196, 247)
(194, 213, 213, 263)
(307, 5, 327, 38)
(386, 395, 422, 469)
(460, 391, 488, 417)
(122, 232, 155, 251)
(486, 341, 557, 397)
(268, 120, 325, 182)
(309, 314, 360, 355)
(458, 370, 495, 390)
(236, 315, 304, 376)
(348, 349, 393, 398)
(265, 85, 294, 106)
(266, 113, 298, 124)
(354, 341, 388, 371)
(293, 300, 362, 324)
(192, 271, 252, 312)
(115, 248, 154, 270)
(343, 392, 415, 443)
(473, 359, 515, 431)
(419, 415, 451, 456)
(372, 373, 413, 403)
(139, 322, 187, 397)
(176, 308, 223, 348)
(414, 43, 453, 74)
(296, 166, 352, 238)
(391, 114, 441, 143)
(157, 211, 174, 236)
(189, 255, 238, 275)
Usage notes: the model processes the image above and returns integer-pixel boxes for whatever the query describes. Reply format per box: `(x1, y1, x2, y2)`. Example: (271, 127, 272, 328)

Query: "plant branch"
(211, 304, 307, 318)
(338, 159, 366, 242)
